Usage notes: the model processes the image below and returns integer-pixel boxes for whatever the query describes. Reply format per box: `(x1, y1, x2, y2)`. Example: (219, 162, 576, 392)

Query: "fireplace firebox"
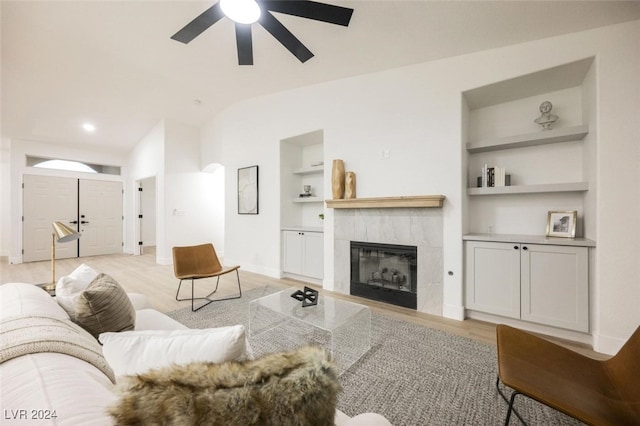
(350, 241, 417, 309)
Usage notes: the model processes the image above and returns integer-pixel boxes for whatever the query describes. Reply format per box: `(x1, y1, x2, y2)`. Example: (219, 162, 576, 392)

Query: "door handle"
(513, 245, 519, 250)
(81, 220, 90, 224)
(522, 246, 528, 251)
(69, 220, 78, 224)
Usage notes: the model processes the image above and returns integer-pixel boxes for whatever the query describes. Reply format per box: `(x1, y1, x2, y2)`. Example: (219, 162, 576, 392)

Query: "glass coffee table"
(249, 288, 371, 374)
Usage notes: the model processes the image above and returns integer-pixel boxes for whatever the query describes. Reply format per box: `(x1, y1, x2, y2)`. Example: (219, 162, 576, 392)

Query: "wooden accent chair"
(172, 243, 241, 312)
(496, 324, 640, 425)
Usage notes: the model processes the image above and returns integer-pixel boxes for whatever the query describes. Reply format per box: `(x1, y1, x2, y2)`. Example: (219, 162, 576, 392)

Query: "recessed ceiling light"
(82, 123, 96, 132)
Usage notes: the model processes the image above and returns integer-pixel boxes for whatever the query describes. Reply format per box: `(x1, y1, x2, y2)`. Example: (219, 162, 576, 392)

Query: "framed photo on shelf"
(238, 165, 259, 215)
(546, 210, 577, 238)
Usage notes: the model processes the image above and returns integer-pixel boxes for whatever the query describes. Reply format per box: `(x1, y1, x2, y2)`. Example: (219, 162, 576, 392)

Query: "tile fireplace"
(332, 197, 444, 316)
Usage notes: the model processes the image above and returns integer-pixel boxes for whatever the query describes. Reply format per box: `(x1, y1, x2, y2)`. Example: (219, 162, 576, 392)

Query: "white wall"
(591, 21, 640, 353)
(126, 121, 165, 260)
(162, 120, 221, 262)
(125, 120, 222, 264)
(201, 20, 640, 353)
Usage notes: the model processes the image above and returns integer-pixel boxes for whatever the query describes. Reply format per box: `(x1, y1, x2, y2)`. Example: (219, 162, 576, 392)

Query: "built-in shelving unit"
(292, 165, 324, 175)
(461, 58, 597, 338)
(467, 182, 588, 196)
(290, 165, 324, 204)
(462, 56, 596, 237)
(292, 197, 323, 203)
(466, 124, 588, 153)
(280, 130, 325, 282)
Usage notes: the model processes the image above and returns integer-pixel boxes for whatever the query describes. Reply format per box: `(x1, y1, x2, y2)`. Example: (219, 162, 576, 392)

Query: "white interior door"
(23, 175, 78, 262)
(79, 180, 123, 256)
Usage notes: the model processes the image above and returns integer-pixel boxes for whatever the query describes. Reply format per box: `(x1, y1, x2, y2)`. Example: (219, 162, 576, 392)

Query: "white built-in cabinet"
(465, 237, 590, 332)
(462, 58, 598, 336)
(280, 130, 325, 282)
(282, 230, 324, 280)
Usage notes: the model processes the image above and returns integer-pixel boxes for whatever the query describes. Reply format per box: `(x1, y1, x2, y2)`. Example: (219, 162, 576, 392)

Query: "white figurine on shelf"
(534, 101, 559, 130)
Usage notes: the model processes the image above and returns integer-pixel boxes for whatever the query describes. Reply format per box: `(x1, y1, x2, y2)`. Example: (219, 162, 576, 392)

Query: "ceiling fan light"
(220, 0, 261, 24)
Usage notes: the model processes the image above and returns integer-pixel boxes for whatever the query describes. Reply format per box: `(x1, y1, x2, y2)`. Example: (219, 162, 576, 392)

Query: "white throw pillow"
(98, 325, 247, 378)
(55, 264, 99, 316)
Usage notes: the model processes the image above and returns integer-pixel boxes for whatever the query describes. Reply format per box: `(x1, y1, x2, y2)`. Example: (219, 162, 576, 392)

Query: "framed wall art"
(546, 210, 577, 238)
(238, 165, 259, 215)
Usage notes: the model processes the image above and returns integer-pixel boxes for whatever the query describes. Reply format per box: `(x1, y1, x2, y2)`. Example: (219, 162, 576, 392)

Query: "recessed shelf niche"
(462, 57, 596, 237)
(279, 129, 325, 230)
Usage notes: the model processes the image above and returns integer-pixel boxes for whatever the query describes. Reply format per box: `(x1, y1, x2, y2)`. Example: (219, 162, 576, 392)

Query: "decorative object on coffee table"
(534, 101, 559, 130)
(291, 286, 319, 307)
(345, 171, 356, 199)
(331, 159, 345, 199)
(249, 288, 371, 375)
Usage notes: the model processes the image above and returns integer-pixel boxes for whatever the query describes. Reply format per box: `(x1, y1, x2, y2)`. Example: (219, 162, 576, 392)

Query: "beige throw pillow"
(73, 273, 135, 339)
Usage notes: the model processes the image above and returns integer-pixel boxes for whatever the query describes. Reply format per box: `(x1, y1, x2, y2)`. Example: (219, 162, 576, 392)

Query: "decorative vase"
(345, 171, 356, 199)
(331, 159, 345, 199)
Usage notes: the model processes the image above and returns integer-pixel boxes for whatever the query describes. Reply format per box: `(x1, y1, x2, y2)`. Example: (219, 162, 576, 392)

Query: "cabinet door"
(282, 231, 303, 275)
(465, 241, 521, 319)
(303, 232, 324, 279)
(521, 244, 589, 332)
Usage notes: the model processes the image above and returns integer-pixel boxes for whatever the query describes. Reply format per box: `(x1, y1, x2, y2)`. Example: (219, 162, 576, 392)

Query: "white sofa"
(0, 283, 391, 426)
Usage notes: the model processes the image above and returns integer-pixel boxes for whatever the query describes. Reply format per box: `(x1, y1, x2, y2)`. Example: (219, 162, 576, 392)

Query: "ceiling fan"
(171, 0, 354, 65)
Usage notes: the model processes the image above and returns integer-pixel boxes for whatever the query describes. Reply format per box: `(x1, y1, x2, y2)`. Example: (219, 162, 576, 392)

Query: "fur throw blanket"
(110, 345, 341, 426)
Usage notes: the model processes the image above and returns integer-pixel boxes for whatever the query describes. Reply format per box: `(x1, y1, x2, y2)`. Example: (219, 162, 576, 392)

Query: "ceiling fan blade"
(235, 24, 254, 65)
(259, 11, 314, 63)
(260, 0, 353, 26)
(171, 3, 225, 44)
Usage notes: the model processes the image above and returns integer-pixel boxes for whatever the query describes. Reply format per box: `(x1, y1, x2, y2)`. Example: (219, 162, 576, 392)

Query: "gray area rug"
(167, 286, 581, 426)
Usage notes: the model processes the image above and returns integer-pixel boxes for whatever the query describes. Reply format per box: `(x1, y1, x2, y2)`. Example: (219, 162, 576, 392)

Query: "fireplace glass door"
(350, 241, 417, 309)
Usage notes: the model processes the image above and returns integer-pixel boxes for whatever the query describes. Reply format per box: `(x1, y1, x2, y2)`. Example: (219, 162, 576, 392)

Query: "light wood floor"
(0, 248, 605, 358)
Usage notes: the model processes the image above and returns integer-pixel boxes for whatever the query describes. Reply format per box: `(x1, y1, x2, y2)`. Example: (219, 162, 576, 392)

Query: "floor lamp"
(44, 221, 82, 291)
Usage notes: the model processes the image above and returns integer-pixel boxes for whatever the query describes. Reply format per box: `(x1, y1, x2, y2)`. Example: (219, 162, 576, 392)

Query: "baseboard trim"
(224, 259, 280, 279)
(593, 332, 627, 356)
(443, 303, 465, 321)
(281, 272, 322, 287)
(466, 310, 593, 347)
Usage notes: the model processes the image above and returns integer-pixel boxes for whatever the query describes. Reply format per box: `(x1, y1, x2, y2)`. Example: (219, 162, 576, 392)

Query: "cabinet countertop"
(282, 226, 324, 233)
(463, 233, 596, 247)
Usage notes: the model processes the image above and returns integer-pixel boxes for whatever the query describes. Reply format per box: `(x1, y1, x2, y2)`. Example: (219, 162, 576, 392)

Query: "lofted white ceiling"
(2, 0, 639, 153)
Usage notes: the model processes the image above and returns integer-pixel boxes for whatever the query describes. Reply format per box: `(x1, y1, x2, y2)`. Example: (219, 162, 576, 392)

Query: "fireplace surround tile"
(333, 207, 444, 316)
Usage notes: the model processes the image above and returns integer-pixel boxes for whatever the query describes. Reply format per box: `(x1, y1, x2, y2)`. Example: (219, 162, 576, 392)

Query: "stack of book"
(480, 164, 509, 187)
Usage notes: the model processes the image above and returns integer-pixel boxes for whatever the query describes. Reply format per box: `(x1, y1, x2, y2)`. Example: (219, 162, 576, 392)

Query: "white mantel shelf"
(325, 195, 445, 209)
